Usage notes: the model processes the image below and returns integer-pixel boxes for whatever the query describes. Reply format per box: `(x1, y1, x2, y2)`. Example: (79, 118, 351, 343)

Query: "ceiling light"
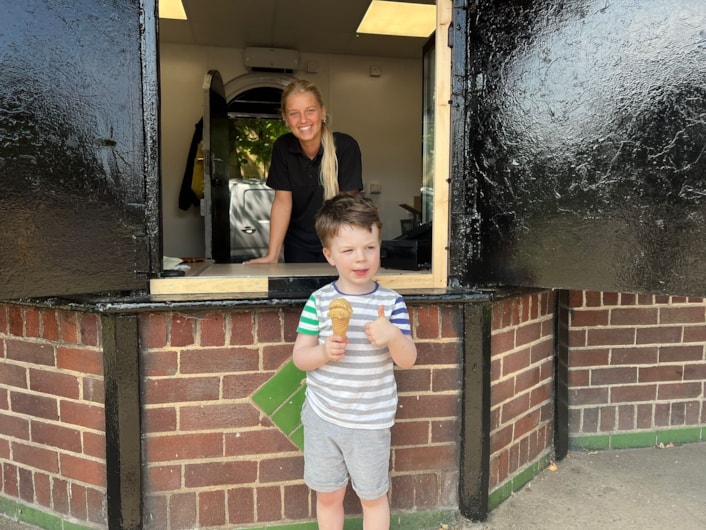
(159, 0, 187, 20)
(357, 1, 435, 38)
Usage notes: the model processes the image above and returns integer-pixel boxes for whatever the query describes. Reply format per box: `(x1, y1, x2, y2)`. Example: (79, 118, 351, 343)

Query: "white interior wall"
(160, 43, 423, 258)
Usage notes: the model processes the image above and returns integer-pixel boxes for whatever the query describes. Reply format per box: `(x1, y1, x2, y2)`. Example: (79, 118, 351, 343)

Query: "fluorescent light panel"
(357, 1, 435, 38)
(159, 0, 187, 20)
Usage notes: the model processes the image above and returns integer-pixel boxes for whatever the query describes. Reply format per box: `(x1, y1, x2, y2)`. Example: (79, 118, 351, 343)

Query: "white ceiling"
(158, 0, 435, 59)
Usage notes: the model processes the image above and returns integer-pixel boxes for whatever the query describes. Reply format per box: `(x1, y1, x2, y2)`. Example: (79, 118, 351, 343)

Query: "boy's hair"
(315, 193, 382, 248)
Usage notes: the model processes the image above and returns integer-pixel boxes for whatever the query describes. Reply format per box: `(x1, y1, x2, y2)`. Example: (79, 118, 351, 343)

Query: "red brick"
(414, 341, 461, 365)
(515, 367, 540, 394)
(12, 442, 59, 473)
(144, 377, 220, 404)
(660, 306, 705, 324)
(567, 290, 584, 308)
(684, 326, 706, 342)
(392, 421, 430, 446)
(144, 494, 168, 527)
(259, 456, 303, 483)
(582, 408, 598, 432)
(602, 292, 619, 305)
(0, 363, 28, 389)
(568, 368, 589, 387)
(397, 367, 432, 393)
(87, 487, 106, 524)
(40, 309, 59, 342)
(530, 337, 553, 364)
(585, 291, 602, 307)
(639, 365, 683, 382)
(83, 432, 106, 459)
(185, 461, 257, 488)
(502, 347, 531, 377)
(490, 425, 513, 453)
(440, 305, 462, 338)
(228, 487, 255, 525)
(3, 463, 18, 497)
(170, 314, 196, 347)
(34, 472, 51, 508)
(8, 306, 23, 336)
(170, 492, 197, 530)
(516, 321, 541, 347)
(283, 483, 312, 519)
(610, 308, 658, 326)
(282, 307, 302, 343)
(530, 382, 552, 408)
(29, 369, 79, 399)
(180, 403, 260, 430)
(611, 347, 658, 365)
(491, 378, 515, 406)
(568, 329, 587, 347)
(390, 474, 415, 509)
(52, 478, 69, 516)
(11, 391, 59, 421)
(636, 404, 653, 429)
(684, 364, 706, 380)
(599, 406, 616, 432)
(414, 473, 440, 508)
(513, 409, 541, 439)
(617, 404, 635, 430)
(23, 308, 40, 338)
(69, 482, 87, 520)
(500, 393, 530, 424)
(587, 328, 636, 346)
(671, 402, 686, 425)
(637, 294, 655, 305)
(256, 311, 283, 343)
(572, 309, 609, 327)
(394, 445, 456, 472)
(659, 345, 704, 362)
(223, 373, 271, 400)
(570, 387, 609, 405)
(654, 402, 670, 426)
(199, 490, 226, 527)
(591, 367, 637, 385)
(636, 326, 683, 344)
(140, 313, 168, 349)
(60, 453, 106, 487)
(256, 486, 282, 522)
(230, 313, 255, 345)
(262, 344, 294, 371)
(491, 330, 515, 355)
(415, 306, 440, 339)
(621, 293, 637, 305)
(79, 313, 100, 347)
(226, 428, 299, 456)
(146, 465, 181, 492)
(199, 313, 226, 347)
(611, 384, 657, 403)
(181, 347, 259, 374)
(60, 312, 79, 344)
(31, 422, 82, 453)
(143, 350, 178, 377)
(82, 377, 104, 404)
(146, 433, 223, 462)
(59, 401, 105, 431)
(431, 419, 458, 444)
(143, 407, 177, 433)
(6, 340, 55, 366)
(396, 393, 459, 420)
(56, 347, 102, 375)
(658, 382, 702, 400)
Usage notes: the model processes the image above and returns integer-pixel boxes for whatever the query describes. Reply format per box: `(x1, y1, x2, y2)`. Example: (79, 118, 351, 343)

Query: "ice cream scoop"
(327, 298, 353, 339)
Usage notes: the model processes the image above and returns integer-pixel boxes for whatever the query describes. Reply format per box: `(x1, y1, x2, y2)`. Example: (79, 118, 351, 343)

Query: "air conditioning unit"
(243, 47, 300, 72)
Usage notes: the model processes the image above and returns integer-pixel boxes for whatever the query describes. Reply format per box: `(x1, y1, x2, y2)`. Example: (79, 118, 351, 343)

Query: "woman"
(245, 79, 363, 263)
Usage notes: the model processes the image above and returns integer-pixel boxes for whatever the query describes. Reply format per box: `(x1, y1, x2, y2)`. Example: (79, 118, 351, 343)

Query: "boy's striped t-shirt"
(296, 282, 412, 429)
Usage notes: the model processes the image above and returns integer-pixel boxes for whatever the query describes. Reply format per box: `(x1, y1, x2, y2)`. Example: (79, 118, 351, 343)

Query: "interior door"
(202, 70, 231, 262)
(0, 0, 160, 300)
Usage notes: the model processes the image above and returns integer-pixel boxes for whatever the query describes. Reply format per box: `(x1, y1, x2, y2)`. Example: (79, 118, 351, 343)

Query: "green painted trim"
(487, 453, 552, 511)
(240, 510, 458, 529)
(0, 496, 92, 530)
(570, 427, 705, 451)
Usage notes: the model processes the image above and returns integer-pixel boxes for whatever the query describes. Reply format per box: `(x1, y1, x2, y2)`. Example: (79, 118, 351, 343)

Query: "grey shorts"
(301, 402, 391, 501)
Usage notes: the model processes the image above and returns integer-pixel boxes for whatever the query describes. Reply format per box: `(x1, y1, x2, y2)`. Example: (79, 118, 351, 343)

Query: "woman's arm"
(244, 190, 292, 264)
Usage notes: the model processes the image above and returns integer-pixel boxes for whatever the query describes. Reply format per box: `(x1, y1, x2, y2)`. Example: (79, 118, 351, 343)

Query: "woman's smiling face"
(283, 91, 326, 145)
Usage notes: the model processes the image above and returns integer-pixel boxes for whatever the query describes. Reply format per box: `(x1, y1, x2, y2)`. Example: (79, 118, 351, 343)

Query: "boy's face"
(322, 223, 381, 294)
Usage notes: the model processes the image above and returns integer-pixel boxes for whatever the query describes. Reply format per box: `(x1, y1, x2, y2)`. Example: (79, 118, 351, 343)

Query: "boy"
(293, 194, 417, 530)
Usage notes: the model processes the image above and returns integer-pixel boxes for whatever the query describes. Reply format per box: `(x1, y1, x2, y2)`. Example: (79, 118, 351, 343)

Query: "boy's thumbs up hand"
(365, 305, 398, 346)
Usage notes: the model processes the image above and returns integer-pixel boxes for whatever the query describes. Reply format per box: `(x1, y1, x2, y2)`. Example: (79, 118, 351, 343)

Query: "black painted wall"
(0, 0, 160, 300)
(451, 0, 706, 297)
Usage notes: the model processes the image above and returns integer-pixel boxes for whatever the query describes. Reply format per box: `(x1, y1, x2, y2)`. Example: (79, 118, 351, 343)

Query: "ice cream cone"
(328, 298, 353, 340)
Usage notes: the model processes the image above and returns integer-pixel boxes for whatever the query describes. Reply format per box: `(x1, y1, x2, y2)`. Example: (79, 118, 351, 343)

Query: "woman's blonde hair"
(281, 79, 339, 199)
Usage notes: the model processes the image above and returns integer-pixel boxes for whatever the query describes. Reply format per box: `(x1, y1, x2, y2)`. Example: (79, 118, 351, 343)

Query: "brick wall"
(565, 291, 706, 447)
(0, 303, 107, 527)
(140, 303, 464, 529)
(488, 291, 555, 504)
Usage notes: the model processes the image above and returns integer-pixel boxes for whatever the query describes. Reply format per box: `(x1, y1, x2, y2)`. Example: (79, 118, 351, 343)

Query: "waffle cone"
(331, 316, 350, 339)
(328, 298, 353, 339)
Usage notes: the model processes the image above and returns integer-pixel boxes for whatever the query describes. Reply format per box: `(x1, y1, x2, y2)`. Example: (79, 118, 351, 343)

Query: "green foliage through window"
(229, 117, 290, 180)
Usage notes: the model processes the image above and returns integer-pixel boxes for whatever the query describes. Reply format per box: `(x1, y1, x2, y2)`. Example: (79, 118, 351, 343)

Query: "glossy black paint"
(451, 0, 706, 296)
(0, 0, 160, 300)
